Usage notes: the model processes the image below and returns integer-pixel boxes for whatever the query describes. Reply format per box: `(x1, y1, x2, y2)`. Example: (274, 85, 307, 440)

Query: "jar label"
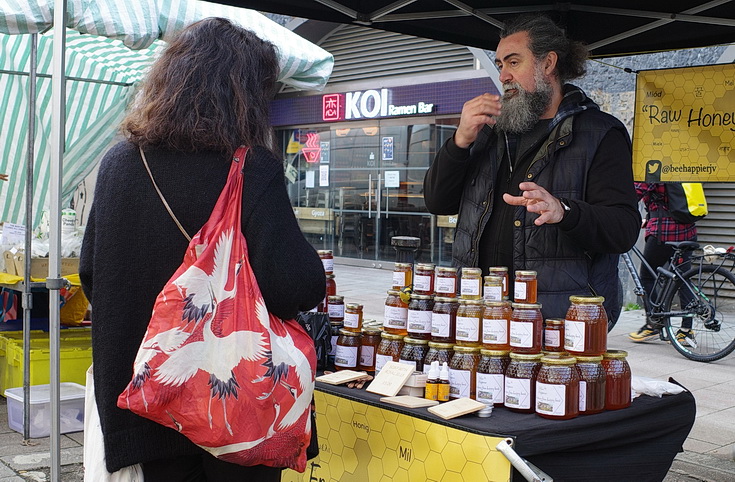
(579, 380, 587, 412)
(392, 271, 407, 288)
(448, 368, 471, 399)
(328, 304, 345, 319)
(514, 281, 527, 300)
(544, 328, 561, 347)
(536, 382, 567, 416)
(482, 318, 508, 344)
(322, 258, 334, 273)
(414, 275, 432, 291)
(510, 321, 534, 348)
(505, 378, 531, 409)
(329, 335, 338, 356)
(476, 373, 504, 405)
(460, 279, 480, 297)
(564, 319, 586, 352)
(398, 359, 419, 371)
(375, 354, 393, 373)
(456, 316, 480, 342)
(431, 313, 451, 338)
(435, 277, 456, 294)
(408, 309, 432, 334)
(359, 346, 375, 367)
(334, 345, 358, 368)
(423, 363, 431, 374)
(483, 285, 503, 302)
(384, 306, 408, 328)
(344, 312, 361, 329)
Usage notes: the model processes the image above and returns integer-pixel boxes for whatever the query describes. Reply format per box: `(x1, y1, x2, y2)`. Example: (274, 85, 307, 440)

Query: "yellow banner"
(632, 64, 735, 182)
(282, 391, 511, 482)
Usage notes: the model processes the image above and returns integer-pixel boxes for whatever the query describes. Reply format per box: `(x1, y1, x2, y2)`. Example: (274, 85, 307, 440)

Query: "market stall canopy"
(0, 0, 334, 227)
(217, 0, 735, 57)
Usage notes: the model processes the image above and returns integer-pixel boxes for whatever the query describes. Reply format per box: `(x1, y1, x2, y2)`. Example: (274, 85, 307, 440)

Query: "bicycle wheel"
(662, 264, 735, 362)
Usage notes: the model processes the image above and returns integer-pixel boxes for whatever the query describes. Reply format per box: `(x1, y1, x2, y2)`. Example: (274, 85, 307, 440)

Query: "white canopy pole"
(50, 0, 67, 480)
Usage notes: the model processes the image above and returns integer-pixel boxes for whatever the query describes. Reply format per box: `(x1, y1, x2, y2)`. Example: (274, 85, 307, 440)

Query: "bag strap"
(139, 147, 192, 242)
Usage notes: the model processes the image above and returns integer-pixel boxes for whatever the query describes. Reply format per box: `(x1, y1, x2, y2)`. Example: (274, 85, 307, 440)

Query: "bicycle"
(621, 240, 735, 362)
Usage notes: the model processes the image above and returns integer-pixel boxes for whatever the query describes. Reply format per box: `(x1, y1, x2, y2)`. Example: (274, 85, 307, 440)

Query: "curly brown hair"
(122, 17, 279, 154)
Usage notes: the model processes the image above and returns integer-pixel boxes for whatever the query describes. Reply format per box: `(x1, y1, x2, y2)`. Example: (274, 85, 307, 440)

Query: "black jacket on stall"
(79, 141, 325, 472)
(424, 86, 640, 322)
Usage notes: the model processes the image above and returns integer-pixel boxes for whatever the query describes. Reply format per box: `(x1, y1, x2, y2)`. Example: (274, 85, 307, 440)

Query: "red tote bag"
(118, 147, 316, 472)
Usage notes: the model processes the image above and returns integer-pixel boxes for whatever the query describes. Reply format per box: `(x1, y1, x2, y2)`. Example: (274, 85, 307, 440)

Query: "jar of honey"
(513, 270, 537, 303)
(509, 302, 543, 354)
(376, 332, 404, 374)
(564, 296, 608, 356)
(423, 341, 454, 373)
(392, 262, 413, 291)
(431, 297, 458, 343)
(536, 354, 580, 420)
(477, 349, 510, 406)
(435, 266, 458, 297)
(343, 302, 363, 333)
(399, 337, 430, 372)
(543, 318, 565, 352)
(384, 289, 408, 335)
(488, 266, 509, 299)
(455, 299, 483, 347)
(407, 294, 434, 340)
(328, 321, 343, 370)
(334, 329, 361, 371)
(483, 275, 504, 302)
(481, 300, 512, 350)
(602, 350, 631, 410)
(358, 327, 381, 372)
(575, 355, 606, 415)
(318, 249, 334, 274)
(448, 346, 480, 400)
(460, 267, 483, 300)
(327, 295, 345, 324)
(504, 352, 542, 413)
(325, 273, 337, 297)
(413, 263, 435, 295)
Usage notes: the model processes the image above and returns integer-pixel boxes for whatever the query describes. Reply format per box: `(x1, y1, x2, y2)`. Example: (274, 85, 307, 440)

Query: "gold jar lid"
(515, 270, 537, 276)
(603, 350, 628, 359)
(453, 346, 480, 353)
(509, 352, 543, 361)
(540, 354, 576, 365)
(461, 267, 482, 275)
(434, 296, 459, 303)
(484, 300, 511, 307)
(317, 250, 333, 255)
(328, 295, 344, 302)
(428, 341, 455, 349)
(488, 266, 508, 273)
(380, 332, 405, 340)
(480, 349, 510, 357)
(409, 294, 433, 301)
(416, 263, 435, 270)
(326, 273, 335, 279)
(395, 262, 412, 268)
(545, 318, 564, 326)
(483, 275, 503, 283)
(574, 355, 603, 363)
(569, 295, 605, 304)
(404, 337, 430, 345)
(338, 328, 360, 336)
(459, 299, 484, 305)
(436, 266, 458, 274)
(345, 302, 363, 310)
(361, 326, 382, 335)
(511, 302, 542, 309)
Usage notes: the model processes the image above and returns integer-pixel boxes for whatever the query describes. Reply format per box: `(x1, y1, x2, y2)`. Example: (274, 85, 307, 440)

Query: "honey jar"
(431, 297, 458, 343)
(384, 289, 408, 335)
(407, 294, 434, 340)
(543, 318, 565, 352)
(483, 275, 504, 302)
(413, 263, 435, 295)
(392, 262, 413, 291)
(509, 302, 543, 354)
(564, 296, 608, 356)
(423, 341, 454, 373)
(481, 300, 512, 350)
(536, 354, 580, 420)
(513, 270, 537, 303)
(477, 349, 510, 406)
(460, 267, 483, 300)
(334, 329, 361, 371)
(455, 299, 483, 347)
(575, 355, 606, 415)
(325, 273, 336, 296)
(375, 332, 404, 374)
(327, 295, 345, 323)
(399, 337, 430, 372)
(602, 350, 631, 410)
(434, 266, 458, 297)
(358, 327, 381, 372)
(488, 266, 509, 299)
(343, 302, 363, 333)
(448, 346, 480, 400)
(318, 249, 334, 274)
(504, 352, 542, 413)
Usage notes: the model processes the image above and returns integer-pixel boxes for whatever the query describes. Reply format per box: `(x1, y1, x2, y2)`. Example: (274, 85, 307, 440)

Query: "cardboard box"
(4, 382, 85, 438)
(13, 254, 80, 278)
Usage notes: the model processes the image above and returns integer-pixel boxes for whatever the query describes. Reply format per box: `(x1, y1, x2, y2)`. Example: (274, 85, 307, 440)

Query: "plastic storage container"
(4, 382, 86, 438)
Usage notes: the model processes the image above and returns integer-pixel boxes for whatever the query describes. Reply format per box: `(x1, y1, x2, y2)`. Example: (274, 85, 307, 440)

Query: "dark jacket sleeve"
(423, 135, 474, 215)
(557, 128, 641, 253)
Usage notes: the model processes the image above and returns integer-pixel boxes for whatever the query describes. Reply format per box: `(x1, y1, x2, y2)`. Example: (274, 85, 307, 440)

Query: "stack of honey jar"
(330, 258, 633, 421)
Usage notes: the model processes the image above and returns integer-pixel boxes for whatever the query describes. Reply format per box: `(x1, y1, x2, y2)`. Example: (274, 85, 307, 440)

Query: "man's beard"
(495, 64, 553, 134)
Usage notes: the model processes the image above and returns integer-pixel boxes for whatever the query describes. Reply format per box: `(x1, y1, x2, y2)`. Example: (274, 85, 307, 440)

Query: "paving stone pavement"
(0, 260, 733, 481)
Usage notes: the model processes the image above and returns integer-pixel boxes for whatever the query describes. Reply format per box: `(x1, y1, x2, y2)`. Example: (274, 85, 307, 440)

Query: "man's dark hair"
(123, 17, 279, 154)
(500, 15, 588, 84)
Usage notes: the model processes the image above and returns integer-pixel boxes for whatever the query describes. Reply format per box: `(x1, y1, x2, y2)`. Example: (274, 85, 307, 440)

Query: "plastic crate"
(0, 330, 44, 394)
(4, 382, 85, 438)
(2, 332, 91, 393)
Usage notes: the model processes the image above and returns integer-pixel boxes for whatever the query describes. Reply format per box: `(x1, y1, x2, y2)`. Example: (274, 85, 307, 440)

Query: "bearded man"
(424, 14, 640, 323)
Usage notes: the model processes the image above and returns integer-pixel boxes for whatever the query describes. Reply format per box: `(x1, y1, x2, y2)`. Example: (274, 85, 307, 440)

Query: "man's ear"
(544, 51, 558, 75)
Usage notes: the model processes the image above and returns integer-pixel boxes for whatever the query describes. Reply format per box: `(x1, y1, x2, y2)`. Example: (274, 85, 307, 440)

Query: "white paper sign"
(0, 223, 25, 246)
(319, 165, 330, 187)
(305, 170, 315, 188)
(384, 171, 400, 188)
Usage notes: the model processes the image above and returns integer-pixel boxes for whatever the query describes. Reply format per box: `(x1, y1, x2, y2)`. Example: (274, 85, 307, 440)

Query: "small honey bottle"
(437, 362, 451, 402)
(424, 361, 440, 401)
